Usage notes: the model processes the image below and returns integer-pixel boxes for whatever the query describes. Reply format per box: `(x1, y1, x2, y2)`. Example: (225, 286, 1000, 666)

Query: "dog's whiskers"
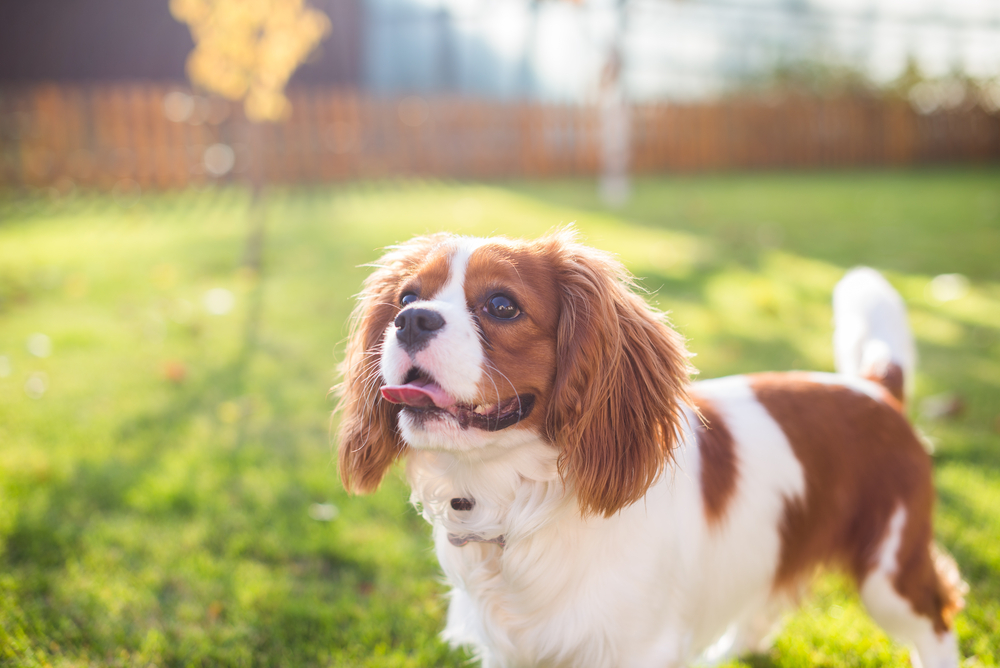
(485, 360, 522, 423)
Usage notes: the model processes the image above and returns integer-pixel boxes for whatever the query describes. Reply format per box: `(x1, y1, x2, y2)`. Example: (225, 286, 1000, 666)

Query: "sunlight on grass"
(1, 170, 998, 666)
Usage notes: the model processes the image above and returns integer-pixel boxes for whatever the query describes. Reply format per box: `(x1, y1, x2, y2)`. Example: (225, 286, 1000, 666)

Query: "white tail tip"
(833, 268, 915, 402)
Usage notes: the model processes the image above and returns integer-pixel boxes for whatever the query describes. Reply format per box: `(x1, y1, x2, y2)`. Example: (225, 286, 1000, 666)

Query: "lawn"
(0, 169, 998, 667)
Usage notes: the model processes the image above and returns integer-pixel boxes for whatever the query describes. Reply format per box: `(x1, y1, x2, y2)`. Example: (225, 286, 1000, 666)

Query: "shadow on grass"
(740, 653, 781, 668)
(120, 268, 264, 450)
(5, 180, 997, 666)
(0, 260, 390, 664)
(936, 487, 1000, 593)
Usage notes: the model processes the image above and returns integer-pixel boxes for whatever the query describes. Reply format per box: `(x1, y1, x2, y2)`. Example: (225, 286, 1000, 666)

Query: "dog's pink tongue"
(381, 380, 456, 408)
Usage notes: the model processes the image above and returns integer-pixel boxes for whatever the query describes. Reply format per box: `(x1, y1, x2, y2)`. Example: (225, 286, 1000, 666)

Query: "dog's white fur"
(409, 375, 811, 667)
(834, 267, 916, 398)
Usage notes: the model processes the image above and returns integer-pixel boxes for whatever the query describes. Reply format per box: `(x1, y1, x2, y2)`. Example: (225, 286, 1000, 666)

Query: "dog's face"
(337, 230, 693, 516)
(378, 236, 561, 452)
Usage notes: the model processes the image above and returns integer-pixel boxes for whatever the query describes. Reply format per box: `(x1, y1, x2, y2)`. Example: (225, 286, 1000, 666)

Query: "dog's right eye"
(486, 294, 520, 320)
(400, 292, 419, 307)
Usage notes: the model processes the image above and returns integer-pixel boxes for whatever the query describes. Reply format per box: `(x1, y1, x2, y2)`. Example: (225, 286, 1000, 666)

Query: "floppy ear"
(544, 235, 694, 517)
(336, 234, 450, 494)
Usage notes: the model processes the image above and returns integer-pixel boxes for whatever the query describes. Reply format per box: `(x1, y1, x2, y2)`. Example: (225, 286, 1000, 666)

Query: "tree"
(171, 0, 330, 122)
(171, 0, 330, 267)
(169, 1, 331, 433)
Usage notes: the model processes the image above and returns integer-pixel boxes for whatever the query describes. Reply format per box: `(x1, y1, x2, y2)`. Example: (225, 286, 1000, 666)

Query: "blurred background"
(1, 1, 998, 666)
(2, 0, 1000, 191)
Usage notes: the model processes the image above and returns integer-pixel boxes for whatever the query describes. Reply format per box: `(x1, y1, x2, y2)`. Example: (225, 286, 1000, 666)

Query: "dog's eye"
(485, 294, 519, 320)
(400, 292, 419, 307)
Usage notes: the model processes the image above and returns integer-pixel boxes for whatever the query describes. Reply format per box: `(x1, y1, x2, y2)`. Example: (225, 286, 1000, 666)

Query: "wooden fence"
(1, 83, 998, 190)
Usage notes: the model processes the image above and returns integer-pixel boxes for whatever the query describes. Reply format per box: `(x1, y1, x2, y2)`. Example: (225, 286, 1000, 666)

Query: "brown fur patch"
(337, 234, 455, 493)
(864, 361, 906, 405)
(402, 243, 453, 300)
(691, 395, 738, 525)
(463, 241, 561, 435)
(750, 373, 958, 633)
(539, 229, 694, 518)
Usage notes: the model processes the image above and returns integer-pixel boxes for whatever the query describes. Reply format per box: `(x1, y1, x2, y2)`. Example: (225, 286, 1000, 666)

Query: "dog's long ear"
(336, 234, 450, 494)
(543, 232, 694, 517)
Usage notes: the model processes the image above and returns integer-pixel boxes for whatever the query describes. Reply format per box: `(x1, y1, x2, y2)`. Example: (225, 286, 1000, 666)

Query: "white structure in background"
(365, 0, 1000, 103)
(599, 48, 630, 207)
(364, 0, 1000, 204)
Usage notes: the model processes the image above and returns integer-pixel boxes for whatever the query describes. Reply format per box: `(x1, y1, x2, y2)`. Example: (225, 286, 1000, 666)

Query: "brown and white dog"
(337, 229, 964, 668)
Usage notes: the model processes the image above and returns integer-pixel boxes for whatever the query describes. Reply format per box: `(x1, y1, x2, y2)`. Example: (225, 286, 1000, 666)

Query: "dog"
(336, 229, 964, 668)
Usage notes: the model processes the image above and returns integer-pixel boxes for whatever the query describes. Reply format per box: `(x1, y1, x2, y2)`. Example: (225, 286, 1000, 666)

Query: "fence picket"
(1, 84, 997, 190)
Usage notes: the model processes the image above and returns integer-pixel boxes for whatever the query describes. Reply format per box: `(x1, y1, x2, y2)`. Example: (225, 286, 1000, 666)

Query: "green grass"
(0, 169, 998, 667)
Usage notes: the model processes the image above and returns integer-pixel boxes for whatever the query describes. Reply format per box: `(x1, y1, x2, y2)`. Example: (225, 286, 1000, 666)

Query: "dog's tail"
(833, 267, 915, 405)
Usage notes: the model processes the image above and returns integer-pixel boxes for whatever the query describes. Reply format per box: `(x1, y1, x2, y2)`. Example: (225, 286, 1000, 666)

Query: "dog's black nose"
(451, 497, 475, 511)
(394, 307, 445, 352)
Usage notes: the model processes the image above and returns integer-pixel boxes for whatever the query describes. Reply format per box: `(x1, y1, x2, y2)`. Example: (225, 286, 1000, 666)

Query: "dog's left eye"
(485, 294, 519, 320)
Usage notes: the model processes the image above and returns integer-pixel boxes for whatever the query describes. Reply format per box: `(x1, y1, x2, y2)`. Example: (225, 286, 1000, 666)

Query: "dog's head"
(336, 229, 693, 516)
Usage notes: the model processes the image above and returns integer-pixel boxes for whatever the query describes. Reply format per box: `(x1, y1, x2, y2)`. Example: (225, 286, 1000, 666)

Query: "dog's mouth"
(381, 368, 535, 432)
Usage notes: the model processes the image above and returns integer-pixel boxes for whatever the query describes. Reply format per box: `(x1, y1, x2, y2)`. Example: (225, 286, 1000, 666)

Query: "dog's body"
(338, 231, 963, 668)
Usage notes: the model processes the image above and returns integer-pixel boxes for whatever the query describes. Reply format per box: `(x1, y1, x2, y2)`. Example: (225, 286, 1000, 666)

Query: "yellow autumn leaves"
(170, 0, 330, 121)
